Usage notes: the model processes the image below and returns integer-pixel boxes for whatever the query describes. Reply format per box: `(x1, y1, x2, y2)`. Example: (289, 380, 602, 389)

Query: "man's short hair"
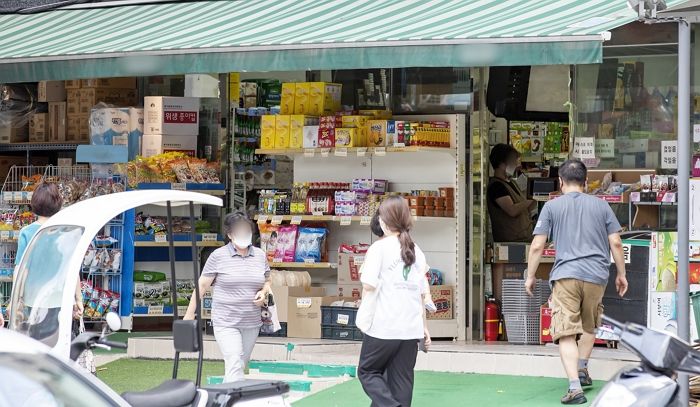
(489, 143, 519, 170)
(559, 159, 587, 186)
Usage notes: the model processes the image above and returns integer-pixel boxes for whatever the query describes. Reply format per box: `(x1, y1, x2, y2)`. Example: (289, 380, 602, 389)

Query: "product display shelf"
(269, 262, 335, 269)
(134, 240, 225, 248)
(255, 146, 457, 157)
(255, 214, 455, 224)
(136, 182, 226, 196)
(0, 142, 83, 152)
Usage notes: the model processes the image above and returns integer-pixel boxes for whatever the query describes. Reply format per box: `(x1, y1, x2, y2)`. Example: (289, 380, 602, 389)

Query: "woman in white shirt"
(359, 196, 431, 407)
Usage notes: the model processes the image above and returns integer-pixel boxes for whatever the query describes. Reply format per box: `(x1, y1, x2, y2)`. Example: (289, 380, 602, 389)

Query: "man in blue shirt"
(526, 160, 628, 405)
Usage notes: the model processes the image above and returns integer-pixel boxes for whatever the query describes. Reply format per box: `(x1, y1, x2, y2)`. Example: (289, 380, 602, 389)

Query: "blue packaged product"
(294, 227, 327, 263)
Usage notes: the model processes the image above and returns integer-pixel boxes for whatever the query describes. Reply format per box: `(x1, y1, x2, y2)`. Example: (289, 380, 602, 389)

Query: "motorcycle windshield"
(8, 225, 84, 348)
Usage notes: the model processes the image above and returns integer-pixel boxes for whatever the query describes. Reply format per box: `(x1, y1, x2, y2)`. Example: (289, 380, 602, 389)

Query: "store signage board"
(573, 137, 595, 159)
(661, 141, 678, 169)
(595, 140, 615, 158)
(610, 244, 631, 264)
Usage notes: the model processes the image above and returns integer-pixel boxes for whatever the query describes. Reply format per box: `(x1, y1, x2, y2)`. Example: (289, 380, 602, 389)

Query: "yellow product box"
(308, 82, 342, 116)
(289, 115, 318, 148)
(294, 83, 311, 115)
(260, 115, 277, 149)
(367, 120, 396, 147)
(341, 116, 368, 147)
(334, 128, 357, 147)
(281, 83, 296, 115)
(275, 115, 291, 148)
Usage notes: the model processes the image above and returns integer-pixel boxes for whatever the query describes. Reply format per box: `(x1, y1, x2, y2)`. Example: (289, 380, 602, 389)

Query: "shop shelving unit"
(256, 114, 467, 340)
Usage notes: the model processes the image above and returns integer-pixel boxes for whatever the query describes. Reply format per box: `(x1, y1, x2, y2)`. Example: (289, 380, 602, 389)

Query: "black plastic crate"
(321, 325, 363, 341)
(321, 306, 358, 327)
(259, 322, 288, 338)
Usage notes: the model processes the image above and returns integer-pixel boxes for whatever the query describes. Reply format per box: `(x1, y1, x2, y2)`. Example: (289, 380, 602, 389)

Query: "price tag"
(353, 255, 365, 266)
(257, 215, 269, 223)
(172, 183, 186, 191)
(360, 216, 372, 226)
(291, 215, 303, 225)
(304, 258, 316, 264)
(201, 233, 218, 242)
(296, 298, 313, 308)
(339, 216, 352, 226)
(0, 231, 10, 241)
(148, 305, 164, 315)
(356, 148, 368, 157)
(304, 149, 315, 158)
(337, 314, 350, 325)
(312, 211, 324, 217)
(320, 148, 331, 157)
(335, 148, 348, 157)
(373, 147, 386, 156)
(271, 215, 284, 225)
(155, 234, 167, 243)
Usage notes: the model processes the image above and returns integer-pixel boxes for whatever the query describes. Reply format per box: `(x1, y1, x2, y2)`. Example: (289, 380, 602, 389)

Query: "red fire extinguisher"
(484, 297, 500, 342)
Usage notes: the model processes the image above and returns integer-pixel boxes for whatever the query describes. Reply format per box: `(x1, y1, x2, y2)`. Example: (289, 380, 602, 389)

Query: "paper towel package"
(128, 108, 144, 160)
(89, 108, 129, 146)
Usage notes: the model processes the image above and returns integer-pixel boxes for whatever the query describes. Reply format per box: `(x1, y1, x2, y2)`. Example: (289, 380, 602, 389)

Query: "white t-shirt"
(360, 235, 428, 340)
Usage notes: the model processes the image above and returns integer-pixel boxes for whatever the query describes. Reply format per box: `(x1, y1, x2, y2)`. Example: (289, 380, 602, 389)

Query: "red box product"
(540, 305, 552, 344)
(318, 116, 337, 148)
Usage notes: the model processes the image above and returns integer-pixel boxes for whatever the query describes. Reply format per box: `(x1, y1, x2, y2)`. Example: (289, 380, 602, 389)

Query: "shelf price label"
(148, 305, 164, 315)
(172, 183, 186, 191)
(312, 211, 324, 217)
(155, 234, 167, 243)
(0, 231, 10, 241)
(304, 149, 315, 158)
(339, 216, 352, 226)
(271, 215, 284, 225)
(360, 216, 372, 226)
(290, 216, 303, 225)
(201, 233, 218, 242)
(320, 148, 331, 157)
(356, 148, 368, 157)
(335, 148, 348, 157)
(373, 147, 386, 156)
(304, 258, 316, 264)
(337, 314, 350, 325)
(257, 215, 269, 223)
(296, 298, 313, 308)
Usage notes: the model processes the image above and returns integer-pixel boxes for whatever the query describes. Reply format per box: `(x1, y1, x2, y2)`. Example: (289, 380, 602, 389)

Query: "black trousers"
(358, 334, 419, 407)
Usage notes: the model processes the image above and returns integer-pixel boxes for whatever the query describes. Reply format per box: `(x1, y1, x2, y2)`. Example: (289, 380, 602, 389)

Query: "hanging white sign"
(573, 137, 595, 159)
(661, 141, 678, 169)
(595, 140, 615, 158)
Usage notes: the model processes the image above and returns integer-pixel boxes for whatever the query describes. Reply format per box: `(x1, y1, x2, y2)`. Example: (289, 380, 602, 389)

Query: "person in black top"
(487, 144, 536, 242)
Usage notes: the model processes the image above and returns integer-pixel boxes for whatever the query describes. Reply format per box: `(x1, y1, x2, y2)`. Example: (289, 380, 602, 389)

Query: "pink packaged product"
(273, 225, 298, 263)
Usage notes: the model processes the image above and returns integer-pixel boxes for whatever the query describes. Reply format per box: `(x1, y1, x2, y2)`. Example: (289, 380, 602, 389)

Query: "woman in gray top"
(185, 212, 271, 382)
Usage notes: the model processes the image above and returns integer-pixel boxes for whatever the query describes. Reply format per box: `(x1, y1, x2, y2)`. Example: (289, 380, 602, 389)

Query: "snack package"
(295, 227, 327, 263)
(81, 280, 94, 304)
(273, 225, 298, 263)
(108, 291, 120, 313)
(641, 174, 653, 192)
(259, 223, 280, 262)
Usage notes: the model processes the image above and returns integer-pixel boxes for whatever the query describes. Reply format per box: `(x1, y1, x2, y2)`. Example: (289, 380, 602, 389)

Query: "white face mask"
(505, 165, 516, 177)
(231, 232, 252, 249)
(378, 217, 393, 236)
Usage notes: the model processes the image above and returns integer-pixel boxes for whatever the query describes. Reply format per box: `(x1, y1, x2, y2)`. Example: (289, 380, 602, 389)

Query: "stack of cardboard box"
(337, 251, 364, 299)
(66, 77, 138, 143)
(142, 96, 200, 157)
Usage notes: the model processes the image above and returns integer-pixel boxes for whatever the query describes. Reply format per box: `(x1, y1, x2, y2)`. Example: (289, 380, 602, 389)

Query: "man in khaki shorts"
(525, 160, 628, 405)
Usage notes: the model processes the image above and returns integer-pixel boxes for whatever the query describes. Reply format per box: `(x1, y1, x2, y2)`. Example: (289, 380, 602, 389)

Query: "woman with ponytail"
(358, 196, 431, 407)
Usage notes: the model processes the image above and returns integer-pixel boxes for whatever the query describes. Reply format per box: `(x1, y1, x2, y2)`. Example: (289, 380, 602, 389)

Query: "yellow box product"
(290, 115, 318, 148)
(294, 83, 311, 115)
(308, 82, 342, 116)
(275, 115, 291, 148)
(260, 115, 277, 149)
(335, 128, 356, 147)
(281, 83, 296, 115)
(341, 116, 368, 147)
(367, 120, 395, 147)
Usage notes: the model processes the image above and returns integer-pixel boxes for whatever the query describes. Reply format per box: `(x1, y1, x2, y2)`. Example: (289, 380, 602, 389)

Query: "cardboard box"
(341, 116, 368, 146)
(290, 115, 318, 149)
(81, 77, 137, 89)
(141, 134, 197, 157)
(144, 96, 200, 136)
(648, 291, 677, 334)
(38, 81, 66, 102)
(337, 252, 364, 284)
(128, 108, 144, 160)
(29, 113, 48, 142)
(275, 115, 291, 148)
(0, 123, 28, 144)
(48, 102, 66, 142)
(67, 89, 81, 116)
(287, 291, 338, 339)
(79, 117, 89, 141)
(308, 82, 342, 116)
(368, 120, 395, 147)
(337, 283, 362, 300)
(260, 115, 276, 149)
(294, 83, 310, 115)
(280, 83, 296, 115)
(65, 80, 81, 89)
(67, 115, 81, 137)
(427, 285, 453, 320)
(303, 125, 319, 148)
(79, 88, 138, 114)
(271, 286, 325, 323)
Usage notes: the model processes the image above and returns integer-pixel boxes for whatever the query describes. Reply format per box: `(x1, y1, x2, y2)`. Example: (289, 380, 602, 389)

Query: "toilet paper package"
(90, 107, 129, 146)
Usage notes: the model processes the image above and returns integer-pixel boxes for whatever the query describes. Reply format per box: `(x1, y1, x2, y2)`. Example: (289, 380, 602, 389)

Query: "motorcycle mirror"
(105, 312, 122, 332)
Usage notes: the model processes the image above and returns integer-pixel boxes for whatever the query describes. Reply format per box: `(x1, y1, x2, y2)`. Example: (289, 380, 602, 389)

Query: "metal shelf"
(0, 142, 83, 152)
(255, 214, 455, 224)
(255, 146, 457, 157)
(134, 241, 225, 248)
(269, 262, 335, 269)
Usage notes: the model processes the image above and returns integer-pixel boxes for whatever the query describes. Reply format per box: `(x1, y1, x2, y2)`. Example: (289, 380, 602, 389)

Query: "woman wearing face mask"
(487, 143, 536, 242)
(358, 196, 431, 407)
(184, 212, 271, 382)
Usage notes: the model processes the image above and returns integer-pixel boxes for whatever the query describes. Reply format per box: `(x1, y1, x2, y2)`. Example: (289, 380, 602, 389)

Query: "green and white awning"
(0, 0, 683, 81)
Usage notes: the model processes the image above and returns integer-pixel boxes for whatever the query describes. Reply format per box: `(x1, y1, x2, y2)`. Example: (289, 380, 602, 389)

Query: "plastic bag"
(294, 227, 326, 263)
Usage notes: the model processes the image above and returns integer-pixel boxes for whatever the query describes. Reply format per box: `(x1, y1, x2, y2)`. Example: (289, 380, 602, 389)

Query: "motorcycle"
(592, 315, 700, 407)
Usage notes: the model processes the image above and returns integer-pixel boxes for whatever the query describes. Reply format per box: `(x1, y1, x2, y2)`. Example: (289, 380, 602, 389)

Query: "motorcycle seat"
(122, 379, 197, 407)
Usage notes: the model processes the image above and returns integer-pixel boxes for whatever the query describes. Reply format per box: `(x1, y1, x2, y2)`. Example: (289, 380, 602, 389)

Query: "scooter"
(592, 315, 700, 407)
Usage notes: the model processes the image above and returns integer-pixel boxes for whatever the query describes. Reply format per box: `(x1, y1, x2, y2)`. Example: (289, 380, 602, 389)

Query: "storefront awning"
(0, 0, 686, 82)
